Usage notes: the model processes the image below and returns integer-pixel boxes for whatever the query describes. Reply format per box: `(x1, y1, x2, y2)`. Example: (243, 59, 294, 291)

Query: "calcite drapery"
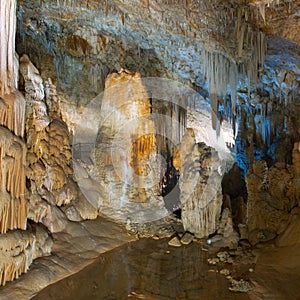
(0, 0, 51, 286)
(0, 20, 27, 233)
(0, 127, 27, 233)
(0, 0, 28, 233)
(0, 91, 26, 137)
(0, 230, 35, 286)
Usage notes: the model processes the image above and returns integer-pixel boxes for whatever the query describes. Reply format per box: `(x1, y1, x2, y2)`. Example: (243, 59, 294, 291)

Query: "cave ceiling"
(17, 0, 300, 96)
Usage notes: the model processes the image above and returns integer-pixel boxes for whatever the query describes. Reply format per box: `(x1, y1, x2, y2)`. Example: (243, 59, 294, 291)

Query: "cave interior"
(0, 0, 299, 299)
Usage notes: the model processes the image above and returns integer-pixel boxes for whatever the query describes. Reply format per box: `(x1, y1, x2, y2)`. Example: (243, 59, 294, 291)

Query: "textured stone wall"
(246, 154, 299, 244)
(0, 1, 52, 285)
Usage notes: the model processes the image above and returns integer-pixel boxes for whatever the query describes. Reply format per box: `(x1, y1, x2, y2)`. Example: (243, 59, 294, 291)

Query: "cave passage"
(162, 158, 181, 214)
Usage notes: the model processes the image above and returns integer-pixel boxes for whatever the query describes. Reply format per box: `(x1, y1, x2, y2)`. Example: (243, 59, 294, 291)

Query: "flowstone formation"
(0, 126, 26, 232)
(0, 0, 27, 233)
(0, 0, 31, 285)
(0, 231, 36, 286)
(20, 55, 79, 232)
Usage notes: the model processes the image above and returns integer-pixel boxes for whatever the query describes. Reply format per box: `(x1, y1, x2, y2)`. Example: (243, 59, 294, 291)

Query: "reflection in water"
(33, 239, 250, 300)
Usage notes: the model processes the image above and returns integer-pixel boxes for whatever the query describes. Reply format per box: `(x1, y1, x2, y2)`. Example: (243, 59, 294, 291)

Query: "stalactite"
(201, 6, 266, 131)
(258, 2, 266, 22)
(229, 63, 238, 117)
(0, 231, 35, 285)
(201, 50, 236, 128)
(0, 0, 18, 96)
(5, 139, 26, 199)
(251, 0, 282, 21)
(0, 91, 26, 138)
(0, 126, 27, 233)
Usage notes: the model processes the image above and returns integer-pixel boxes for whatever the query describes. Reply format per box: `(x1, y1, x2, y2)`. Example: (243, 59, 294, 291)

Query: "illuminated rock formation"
(0, 0, 50, 286)
(93, 70, 168, 223)
(173, 128, 223, 238)
(20, 55, 77, 232)
(0, 0, 28, 235)
(0, 91, 25, 138)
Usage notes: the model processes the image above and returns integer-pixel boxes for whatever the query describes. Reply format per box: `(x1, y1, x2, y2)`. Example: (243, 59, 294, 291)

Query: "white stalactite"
(0, 0, 18, 96)
(201, 15, 266, 130)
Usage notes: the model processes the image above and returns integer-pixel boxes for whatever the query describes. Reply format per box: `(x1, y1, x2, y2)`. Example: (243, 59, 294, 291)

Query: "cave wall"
(0, 0, 52, 286)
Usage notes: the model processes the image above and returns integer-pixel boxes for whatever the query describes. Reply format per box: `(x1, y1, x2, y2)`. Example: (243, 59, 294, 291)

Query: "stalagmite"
(45, 78, 61, 119)
(173, 129, 223, 237)
(92, 70, 169, 222)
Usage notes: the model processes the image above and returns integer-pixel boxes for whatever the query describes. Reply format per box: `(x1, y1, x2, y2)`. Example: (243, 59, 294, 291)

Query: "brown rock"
(168, 236, 182, 247)
(180, 232, 194, 245)
(246, 159, 296, 243)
